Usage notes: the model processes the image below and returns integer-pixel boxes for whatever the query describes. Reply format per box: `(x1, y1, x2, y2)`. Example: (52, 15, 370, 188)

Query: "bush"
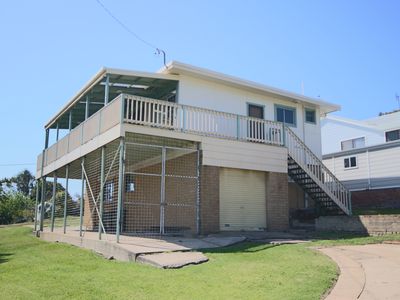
(0, 192, 35, 224)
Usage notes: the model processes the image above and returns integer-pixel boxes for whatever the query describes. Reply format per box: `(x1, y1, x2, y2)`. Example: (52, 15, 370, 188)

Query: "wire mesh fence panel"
(64, 161, 83, 234)
(40, 177, 55, 230)
(101, 142, 120, 235)
(123, 142, 199, 236)
(82, 140, 121, 238)
(124, 143, 163, 235)
(164, 147, 199, 235)
(82, 149, 102, 234)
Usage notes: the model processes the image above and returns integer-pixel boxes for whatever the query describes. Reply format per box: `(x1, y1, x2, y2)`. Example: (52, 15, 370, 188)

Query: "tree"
(6, 169, 35, 198)
(0, 192, 34, 224)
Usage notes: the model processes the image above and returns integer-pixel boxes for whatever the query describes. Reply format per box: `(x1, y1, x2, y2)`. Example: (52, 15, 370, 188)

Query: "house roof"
(159, 61, 341, 114)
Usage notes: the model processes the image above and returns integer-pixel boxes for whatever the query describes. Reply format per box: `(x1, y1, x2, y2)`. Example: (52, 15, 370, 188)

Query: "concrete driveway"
(319, 243, 400, 300)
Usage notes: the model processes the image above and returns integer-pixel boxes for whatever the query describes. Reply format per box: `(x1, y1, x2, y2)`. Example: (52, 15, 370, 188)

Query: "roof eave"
(159, 61, 341, 114)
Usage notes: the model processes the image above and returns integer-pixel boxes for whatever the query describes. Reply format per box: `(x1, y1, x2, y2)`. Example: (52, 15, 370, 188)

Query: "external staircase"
(284, 127, 352, 215)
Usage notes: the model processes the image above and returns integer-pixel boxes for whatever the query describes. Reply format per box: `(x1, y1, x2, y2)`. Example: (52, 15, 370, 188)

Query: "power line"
(94, 0, 167, 65)
(0, 163, 35, 167)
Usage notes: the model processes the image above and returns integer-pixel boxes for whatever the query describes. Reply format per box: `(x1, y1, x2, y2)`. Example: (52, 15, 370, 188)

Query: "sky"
(0, 0, 399, 178)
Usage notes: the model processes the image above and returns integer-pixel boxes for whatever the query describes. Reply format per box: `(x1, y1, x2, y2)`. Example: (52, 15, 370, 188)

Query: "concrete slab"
(39, 228, 245, 267)
(137, 252, 208, 269)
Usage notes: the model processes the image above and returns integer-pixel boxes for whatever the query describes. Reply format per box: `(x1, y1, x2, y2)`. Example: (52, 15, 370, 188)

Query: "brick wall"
(352, 188, 400, 209)
(316, 215, 400, 234)
(200, 165, 220, 234)
(265, 172, 289, 230)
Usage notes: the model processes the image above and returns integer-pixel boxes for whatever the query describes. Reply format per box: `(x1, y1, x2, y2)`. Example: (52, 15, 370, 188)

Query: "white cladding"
(177, 74, 323, 157)
(321, 111, 400, 155)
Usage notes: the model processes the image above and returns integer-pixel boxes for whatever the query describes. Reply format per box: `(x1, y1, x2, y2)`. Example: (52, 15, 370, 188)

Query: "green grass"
(0, 226, 337, 300)
(308, 231, 400, 247)
(352, 208, 400, 215)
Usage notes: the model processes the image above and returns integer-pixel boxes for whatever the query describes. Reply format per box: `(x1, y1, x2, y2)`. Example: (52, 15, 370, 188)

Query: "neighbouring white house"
(35, 61, 351, 241)
(321, 110, 400, 208)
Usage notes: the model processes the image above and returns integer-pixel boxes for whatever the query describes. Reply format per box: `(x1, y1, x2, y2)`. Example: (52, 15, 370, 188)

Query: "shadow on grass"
(0, 252, 13, 264)
(202, 242, 280, 254)
(308, 231, 370, 241)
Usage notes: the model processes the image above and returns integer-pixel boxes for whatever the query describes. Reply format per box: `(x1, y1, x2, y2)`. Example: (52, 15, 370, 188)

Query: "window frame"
(104, 181, 114, 203)
(385, 128, 400, 142)
(340, 136, 366, 151)
(247, 102, 265, 119)
(343, 155, 358, 170)
(274, 104, 297, 127)
(304, 107, 316, 124)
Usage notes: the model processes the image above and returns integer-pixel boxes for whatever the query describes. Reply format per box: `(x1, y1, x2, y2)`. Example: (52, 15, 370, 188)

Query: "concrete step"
(136, 251, 209, 269)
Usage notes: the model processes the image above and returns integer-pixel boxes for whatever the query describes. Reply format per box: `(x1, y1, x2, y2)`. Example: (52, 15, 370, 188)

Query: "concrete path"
(319, 244, 400, 300)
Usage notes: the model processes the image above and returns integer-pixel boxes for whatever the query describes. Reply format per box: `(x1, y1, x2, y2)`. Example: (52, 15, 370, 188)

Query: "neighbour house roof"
(323, 111, 400, 132)
(45, 61, 341, 129)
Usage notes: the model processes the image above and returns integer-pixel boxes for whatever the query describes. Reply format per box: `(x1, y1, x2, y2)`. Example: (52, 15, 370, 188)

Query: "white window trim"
(304, 107, 317, 125)
(340, 136, 366, 151)
(343, 155, 358, 170)
(384, 128, 400, 142)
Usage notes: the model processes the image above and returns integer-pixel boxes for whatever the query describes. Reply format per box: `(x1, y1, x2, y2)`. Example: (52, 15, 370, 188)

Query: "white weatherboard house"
(321, 111, 400, 208)
(35, 61, 351, 241)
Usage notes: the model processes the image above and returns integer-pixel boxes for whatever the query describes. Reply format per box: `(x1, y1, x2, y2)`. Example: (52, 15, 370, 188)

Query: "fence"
(36, 136, 200, 241)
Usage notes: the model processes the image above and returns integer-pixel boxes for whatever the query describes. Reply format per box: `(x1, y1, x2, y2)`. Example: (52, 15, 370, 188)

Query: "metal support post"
(85, 95, 90, 120)
(116, 138, 125, 243)
(45, 129, 49, 149)
(196, 146, 201, 235)
(104, 74, 110, 105)
(40, 177, 46, 231)
(79, 158, 85, 237)
(56, 123, 59, 141)
(236, 115, 240, 140)
(63, 165, 69, 234)
(98, 147, 105, 240)
(34, 178, 41, 232)
(68, 111, 72, 131)
(50, 173, 57, 232)
(160, 147, 166, 235)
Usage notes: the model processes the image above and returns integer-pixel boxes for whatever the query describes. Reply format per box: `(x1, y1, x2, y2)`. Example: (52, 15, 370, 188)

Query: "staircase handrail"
(284, 126, 352, 215)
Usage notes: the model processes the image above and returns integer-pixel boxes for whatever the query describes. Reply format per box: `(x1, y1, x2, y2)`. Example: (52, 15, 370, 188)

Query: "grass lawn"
(352, 208, 400, 215)
(0, 226, 337, 300)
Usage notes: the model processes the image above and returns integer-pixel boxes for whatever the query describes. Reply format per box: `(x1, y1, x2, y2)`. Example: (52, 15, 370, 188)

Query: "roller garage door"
(219, 168, 266, 231)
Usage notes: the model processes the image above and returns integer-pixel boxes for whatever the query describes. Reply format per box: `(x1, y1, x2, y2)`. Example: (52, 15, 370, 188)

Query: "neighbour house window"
(344, 156, 357, 169)
(104, 181, 114, 202)
(305, 108, 316, 124)
(275, 105, 296, 126)
(385, 129, 400, 142)
(341, 137, 365, 151)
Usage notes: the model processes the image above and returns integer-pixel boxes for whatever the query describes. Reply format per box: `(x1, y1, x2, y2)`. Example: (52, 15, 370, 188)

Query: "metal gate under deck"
(123, 142, 200, 236)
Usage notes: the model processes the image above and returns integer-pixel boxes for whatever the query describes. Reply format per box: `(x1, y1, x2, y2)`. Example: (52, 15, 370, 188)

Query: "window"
(305, 108, 316, 124)
(275, 105, 296, 126)
(344, 156, 357, 169)
(247, 103, 265, 140)
(104, 181, 114, 202)
(248, 103, 264, 119)
(125, 174, 135, 192)
(341, 137, 365, 151)
(385, 129, 400, 142)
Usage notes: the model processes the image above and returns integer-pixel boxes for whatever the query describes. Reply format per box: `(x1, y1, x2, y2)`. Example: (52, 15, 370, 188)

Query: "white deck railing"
(123, 94, 284, 146)
(285, 127, 352, 215)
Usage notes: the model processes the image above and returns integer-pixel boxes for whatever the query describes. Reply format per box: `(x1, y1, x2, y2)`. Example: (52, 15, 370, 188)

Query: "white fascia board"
(324, 115, 381, 131)
(45, 67, 179, 129)
(158, 61, 341, 114)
